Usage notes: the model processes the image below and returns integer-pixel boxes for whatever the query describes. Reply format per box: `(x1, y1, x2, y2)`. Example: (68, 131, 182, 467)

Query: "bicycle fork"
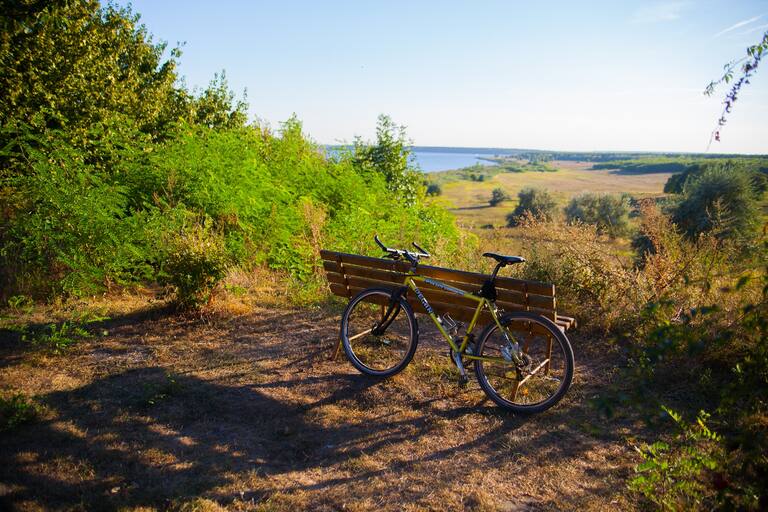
(500, 330, 526, 366)
(372, 287, 407, 335)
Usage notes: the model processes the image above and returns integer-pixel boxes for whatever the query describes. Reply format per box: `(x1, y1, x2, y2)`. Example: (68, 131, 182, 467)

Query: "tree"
(0, 1, 180, 142)
(489, 187, 510, 206)
(506, 188, 557, 226)
(0, 0, 248, 175)
(565, 193, 631, 237)
(672, 165, 760, 241)
(351, 115, 422, 204)
(426, 183, 442, 196)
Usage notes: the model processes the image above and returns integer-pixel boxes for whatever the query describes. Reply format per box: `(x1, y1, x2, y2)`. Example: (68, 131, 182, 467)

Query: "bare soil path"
(1, 299, 639, 511)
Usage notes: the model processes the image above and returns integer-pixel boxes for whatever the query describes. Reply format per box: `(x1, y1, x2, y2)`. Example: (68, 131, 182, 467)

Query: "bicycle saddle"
(482, 252, 526, 265)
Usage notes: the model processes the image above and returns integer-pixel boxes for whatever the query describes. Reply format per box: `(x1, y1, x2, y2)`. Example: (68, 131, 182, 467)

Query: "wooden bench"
(320, 250, 576, 358)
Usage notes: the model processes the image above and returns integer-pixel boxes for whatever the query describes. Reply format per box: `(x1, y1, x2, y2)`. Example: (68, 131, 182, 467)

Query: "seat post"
(489, 261, 504, 284)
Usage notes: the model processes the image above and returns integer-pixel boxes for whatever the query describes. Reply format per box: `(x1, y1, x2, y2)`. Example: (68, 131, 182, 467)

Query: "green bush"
(0, 394, 38, 432)
(159, 221, 230, 309)
(22, 322, 92, 354)
(630, 408, 724, 511)
(664, 160, 768, 194)
(489, 187, 510, 206)
(672, 165, 761, 242)
(351, 115, 422, 205)
(426, 183, 442, 196)
(506, 188, 557, 227)
(564, 193, 631, 237)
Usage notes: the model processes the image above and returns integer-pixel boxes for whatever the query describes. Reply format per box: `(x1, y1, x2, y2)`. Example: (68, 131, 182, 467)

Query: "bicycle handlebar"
(374, 234, 430, 263)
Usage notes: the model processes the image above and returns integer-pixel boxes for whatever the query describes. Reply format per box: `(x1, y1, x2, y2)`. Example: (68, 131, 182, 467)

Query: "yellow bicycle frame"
(403, 273, 513, 364)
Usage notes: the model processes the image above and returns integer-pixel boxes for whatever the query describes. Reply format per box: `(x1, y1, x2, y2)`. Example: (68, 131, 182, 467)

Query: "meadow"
(433, 160, 672, 229)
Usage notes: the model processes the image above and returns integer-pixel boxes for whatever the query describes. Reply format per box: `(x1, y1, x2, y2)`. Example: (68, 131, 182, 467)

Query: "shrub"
(630, 408, 724, 510)
(513, 203, 739, 332)
(564, 193, 631, 237)
(672, 165, 761, 242)
(23, 322, 92, 354)
(426, 183, 442, 196)
(351, 114, 422, 204)
(0, 394, 38, 432)
(1, 126, 155, 297)
(489, 187, 510, 206)
(506, 188, 557, 227)
(159, 221, 230, 309)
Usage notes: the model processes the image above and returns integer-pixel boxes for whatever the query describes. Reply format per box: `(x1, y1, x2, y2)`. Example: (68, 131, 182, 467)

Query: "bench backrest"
(320, 250, 575, 331)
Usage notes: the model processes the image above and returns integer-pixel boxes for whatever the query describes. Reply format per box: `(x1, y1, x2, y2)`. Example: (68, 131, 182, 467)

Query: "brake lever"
(374, 234, 388, 252)
(412, 241, 430, 257)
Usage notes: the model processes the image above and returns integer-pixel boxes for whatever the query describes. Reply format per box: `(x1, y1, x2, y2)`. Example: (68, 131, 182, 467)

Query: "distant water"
(411, 150, 496, 172)
(325, 146, 522, 173)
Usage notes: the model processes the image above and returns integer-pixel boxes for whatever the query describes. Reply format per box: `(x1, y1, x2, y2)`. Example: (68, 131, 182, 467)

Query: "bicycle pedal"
(458, 375, 469, 387)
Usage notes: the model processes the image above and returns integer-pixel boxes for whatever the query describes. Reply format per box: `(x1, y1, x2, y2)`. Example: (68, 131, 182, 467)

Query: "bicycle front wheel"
(340, 288, 419, 377)
(474, 311, 574, 414)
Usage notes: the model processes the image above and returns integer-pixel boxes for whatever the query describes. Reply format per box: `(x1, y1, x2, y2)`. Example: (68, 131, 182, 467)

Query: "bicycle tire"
(474, 311, 574, 414)
(340, 287, 419, 377)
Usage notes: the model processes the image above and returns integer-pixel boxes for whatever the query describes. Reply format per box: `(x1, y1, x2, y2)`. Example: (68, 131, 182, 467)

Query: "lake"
(411, 149, 497, 172)
(325, 146, 523, 173)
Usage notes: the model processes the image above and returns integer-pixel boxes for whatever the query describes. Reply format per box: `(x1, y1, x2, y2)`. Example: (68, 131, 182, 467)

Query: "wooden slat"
(320, 251, 555, 296)
(329, 283, 350, 298)
(325, 272, 346, 286)
(343, 285, 556, 333)
(323, 258, 556, 310)
(338, 274, 556, 320)
(556, 313, 577, 329)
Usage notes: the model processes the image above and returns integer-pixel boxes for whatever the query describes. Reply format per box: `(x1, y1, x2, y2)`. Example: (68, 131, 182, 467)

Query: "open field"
(437, 161, 673, 227)
(1, 293, 639, 511)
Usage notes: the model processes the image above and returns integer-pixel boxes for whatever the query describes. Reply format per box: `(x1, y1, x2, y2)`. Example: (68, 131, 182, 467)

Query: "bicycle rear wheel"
(474, 311, 574, 414)
(340, 288, 419, 377)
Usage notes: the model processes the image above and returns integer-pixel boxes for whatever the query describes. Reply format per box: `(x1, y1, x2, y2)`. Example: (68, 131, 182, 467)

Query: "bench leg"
(510, 379, 521, 402)
(331, 337, 343, 361)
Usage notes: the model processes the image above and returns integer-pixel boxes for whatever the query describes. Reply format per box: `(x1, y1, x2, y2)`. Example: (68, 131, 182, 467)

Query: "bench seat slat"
(341, 286, 558, 336)
(331, 270, 556, 312)
(334, 281, 556, 321)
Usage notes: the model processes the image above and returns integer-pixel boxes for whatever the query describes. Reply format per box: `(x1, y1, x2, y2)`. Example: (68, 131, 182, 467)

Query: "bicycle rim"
(475, 313, 573, 412)
(341, 289, 417, 376)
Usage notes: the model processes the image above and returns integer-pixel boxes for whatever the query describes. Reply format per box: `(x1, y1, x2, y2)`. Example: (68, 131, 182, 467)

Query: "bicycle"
(339, 235, 574, 414)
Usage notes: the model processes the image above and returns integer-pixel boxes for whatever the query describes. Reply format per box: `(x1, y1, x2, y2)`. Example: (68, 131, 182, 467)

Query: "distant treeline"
(519, 151, 768, 163)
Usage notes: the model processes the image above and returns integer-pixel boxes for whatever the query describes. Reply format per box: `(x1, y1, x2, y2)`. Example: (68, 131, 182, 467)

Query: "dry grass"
(437, 160, 672, 228)
(1, 287, 641, 511)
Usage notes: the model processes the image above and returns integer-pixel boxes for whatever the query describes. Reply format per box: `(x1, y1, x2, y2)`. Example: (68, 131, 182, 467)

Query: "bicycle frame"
(399, 272, 513, 365)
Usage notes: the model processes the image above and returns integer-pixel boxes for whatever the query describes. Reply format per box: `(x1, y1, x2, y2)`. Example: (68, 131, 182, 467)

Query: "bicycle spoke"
(475, 314, 572, 410)
(347, 328, 373, 342)
(342, 290, 416, 375)
(517, 358, 550, 387)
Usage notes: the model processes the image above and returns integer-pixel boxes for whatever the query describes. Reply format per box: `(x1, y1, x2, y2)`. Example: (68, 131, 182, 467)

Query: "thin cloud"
(714, 14, 764, 37)
(737, 22, 768, 36)
(632, 2, 689, 23)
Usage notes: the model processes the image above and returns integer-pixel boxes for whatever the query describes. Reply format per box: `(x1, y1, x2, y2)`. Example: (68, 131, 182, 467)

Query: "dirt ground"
(0, 294, 641, 511)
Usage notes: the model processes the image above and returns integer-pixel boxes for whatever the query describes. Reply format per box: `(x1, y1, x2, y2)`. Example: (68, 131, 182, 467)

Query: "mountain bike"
(339, 235, 574, 413)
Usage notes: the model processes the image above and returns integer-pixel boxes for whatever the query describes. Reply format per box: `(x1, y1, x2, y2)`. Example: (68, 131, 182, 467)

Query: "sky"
(121, 0, 768, 154)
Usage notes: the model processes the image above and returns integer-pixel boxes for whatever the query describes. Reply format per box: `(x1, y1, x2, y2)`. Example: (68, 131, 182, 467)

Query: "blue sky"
(122, 0, 768, 153)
